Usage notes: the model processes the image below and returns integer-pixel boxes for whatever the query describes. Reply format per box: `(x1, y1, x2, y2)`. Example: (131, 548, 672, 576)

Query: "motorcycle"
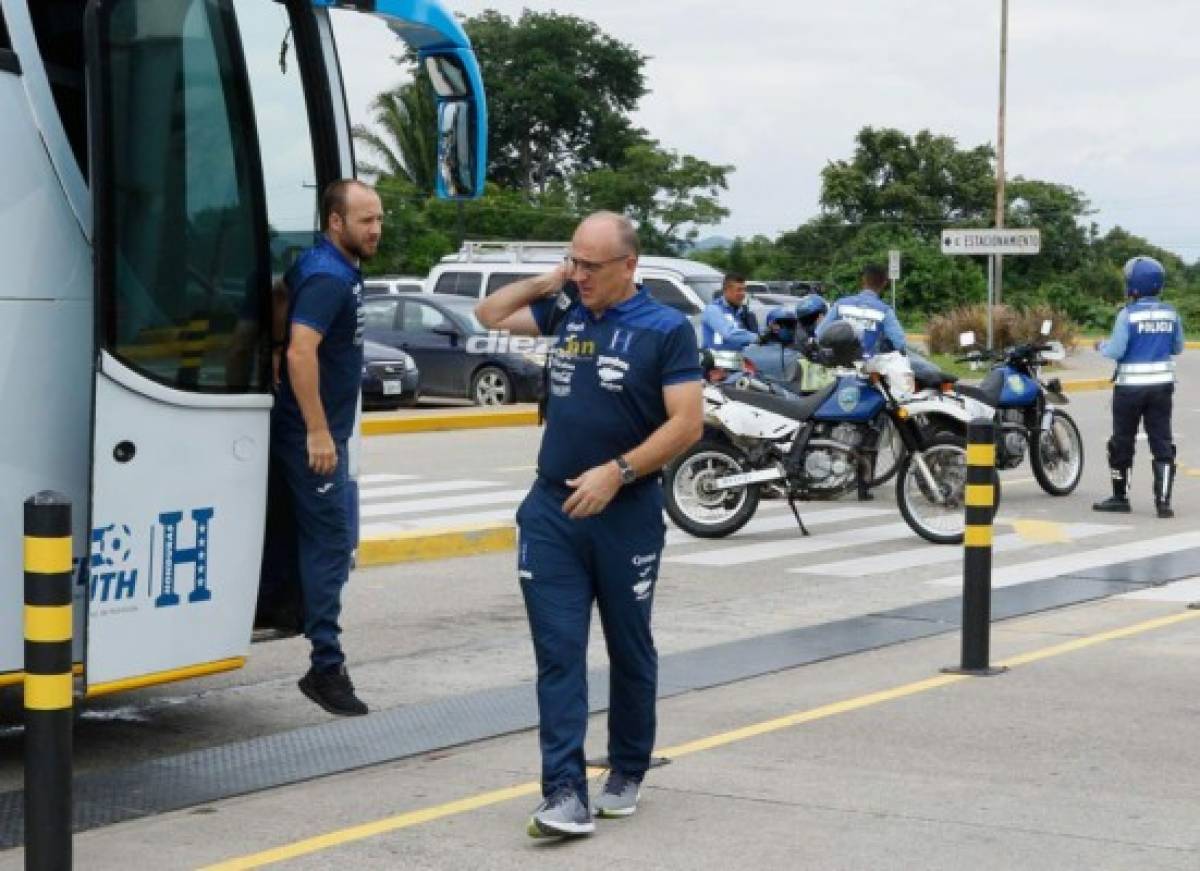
(954, 320, 1085, 496)
(667, 323, 997, 545)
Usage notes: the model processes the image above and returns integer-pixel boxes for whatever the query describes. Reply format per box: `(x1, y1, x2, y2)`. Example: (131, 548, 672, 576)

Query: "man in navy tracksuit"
(1093, 256, 1185, 518)
(477, 212, 703, 838)
(271, 180, 381, 716)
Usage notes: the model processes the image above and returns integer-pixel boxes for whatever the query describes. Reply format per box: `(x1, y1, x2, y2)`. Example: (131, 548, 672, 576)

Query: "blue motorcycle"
(669, 325, 987, 544)
(956, 324, 1084, 496)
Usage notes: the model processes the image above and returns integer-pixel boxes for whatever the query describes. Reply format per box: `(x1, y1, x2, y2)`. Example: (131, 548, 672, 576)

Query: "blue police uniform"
(520, 286, 700, 805)
(1097, 295, 1184, 508)
(817, 290, 906, 358)
(272, 236, 365, 671)
(700, 296, 759, 350)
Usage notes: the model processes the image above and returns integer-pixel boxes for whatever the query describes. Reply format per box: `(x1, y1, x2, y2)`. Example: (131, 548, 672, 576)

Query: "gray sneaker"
(593, 770, 641, 818)
(527, 786, 594, 838)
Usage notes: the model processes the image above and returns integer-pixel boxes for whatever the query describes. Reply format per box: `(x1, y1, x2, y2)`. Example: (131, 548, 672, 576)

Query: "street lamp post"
(994, 0, 1009, 308)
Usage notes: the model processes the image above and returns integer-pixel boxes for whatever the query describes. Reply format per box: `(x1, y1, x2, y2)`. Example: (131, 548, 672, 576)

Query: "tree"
(464, 10, 648, 192)
(819, 127, 995, 238)
(354, 75, 438, 194)
(573, 142, 732, 254)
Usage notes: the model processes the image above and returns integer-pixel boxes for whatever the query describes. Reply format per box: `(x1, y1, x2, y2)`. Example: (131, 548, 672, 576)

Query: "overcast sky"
(330, 1, 1200, 260)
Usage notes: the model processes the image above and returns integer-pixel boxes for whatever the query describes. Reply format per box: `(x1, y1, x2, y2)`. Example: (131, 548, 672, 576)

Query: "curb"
(363, 408, 538, 436)
(357, 522, 515, 566)
(1061, 378, 1111, 393)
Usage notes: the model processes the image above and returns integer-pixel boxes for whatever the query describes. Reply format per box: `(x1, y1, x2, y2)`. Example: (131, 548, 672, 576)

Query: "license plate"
(714, 468, 783, 488)
(382, 381, 403, 396)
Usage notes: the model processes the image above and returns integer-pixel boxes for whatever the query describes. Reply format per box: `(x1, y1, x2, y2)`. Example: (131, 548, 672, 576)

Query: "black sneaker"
(299, 666, 368, 716)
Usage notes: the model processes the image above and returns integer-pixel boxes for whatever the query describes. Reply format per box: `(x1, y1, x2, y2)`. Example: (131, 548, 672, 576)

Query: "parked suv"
(424, 242, 721, 324)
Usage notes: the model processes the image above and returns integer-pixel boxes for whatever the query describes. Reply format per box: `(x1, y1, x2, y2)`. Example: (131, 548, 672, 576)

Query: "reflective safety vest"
(1115, 301, 1178, 387)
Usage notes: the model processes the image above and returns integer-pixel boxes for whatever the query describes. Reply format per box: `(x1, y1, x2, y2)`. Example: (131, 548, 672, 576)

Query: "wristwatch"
(614, 455, 637, 486)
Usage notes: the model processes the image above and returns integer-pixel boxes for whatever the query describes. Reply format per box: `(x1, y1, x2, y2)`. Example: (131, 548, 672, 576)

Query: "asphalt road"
(0, 355, 1196, 793)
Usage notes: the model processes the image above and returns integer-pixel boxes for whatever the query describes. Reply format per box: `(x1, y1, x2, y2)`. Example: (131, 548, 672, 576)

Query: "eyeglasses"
(564, 253, 631, 276)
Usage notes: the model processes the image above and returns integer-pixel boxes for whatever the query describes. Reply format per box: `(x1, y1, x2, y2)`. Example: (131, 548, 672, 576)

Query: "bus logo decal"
(154, 507, 215, 608)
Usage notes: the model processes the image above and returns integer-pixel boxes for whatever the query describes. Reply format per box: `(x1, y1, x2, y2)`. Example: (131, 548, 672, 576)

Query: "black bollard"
(23, 492, 73, 870)
(943, 419, 1007, 677)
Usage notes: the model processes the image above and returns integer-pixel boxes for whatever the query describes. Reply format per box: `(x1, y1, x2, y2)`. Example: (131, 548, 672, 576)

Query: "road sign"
(941, 228, 1040, 255)
(887, 249, 901, 281)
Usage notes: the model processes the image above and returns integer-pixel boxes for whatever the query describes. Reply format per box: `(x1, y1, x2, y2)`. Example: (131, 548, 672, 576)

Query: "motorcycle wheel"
(1030, 410, 1085, 496)
(863, 414, 906, 488)
(664, 439, 761, 538)
(896, 433, 1001, 545)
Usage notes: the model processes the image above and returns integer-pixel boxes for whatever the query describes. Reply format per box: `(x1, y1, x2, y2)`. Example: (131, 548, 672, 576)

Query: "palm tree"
(354, 76, 438, 195)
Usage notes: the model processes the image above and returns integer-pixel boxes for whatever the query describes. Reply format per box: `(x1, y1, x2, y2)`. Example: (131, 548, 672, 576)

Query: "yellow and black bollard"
(943, 419, 1008, 676)
(23, 491, 73, 870)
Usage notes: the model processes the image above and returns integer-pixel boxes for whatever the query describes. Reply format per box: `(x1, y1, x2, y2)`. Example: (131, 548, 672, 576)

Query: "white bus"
(0, 0, 485, 696)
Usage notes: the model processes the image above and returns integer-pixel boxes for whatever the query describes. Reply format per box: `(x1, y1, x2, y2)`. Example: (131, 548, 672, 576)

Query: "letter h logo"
(155, 507, 214, 608)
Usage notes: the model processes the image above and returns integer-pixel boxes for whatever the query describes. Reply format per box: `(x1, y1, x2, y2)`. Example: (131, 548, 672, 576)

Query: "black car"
(362, 293, 544, 405)
(361, 340, 420, 409)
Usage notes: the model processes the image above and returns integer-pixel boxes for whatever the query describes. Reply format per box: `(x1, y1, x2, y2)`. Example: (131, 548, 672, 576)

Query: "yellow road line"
(362, 409, 537, 436)
(1011, 519, 1071, 545)
(356, 523, 515, 566)
(1061, 378, 1111, 393)
(200, 608, 1200, 870)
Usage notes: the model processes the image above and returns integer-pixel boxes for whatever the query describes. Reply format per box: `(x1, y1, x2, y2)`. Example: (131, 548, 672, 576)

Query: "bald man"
(477, 213, 703, 838)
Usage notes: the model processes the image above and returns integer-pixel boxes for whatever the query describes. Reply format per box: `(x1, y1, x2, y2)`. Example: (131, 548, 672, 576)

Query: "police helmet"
(794, 294, 829, 329)
(1124, 256, 1165, 298)
(817, 320, 863, 366)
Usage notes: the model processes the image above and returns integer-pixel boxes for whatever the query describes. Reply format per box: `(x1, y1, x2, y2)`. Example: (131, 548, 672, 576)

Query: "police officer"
(271, 179, 380, 716)
(700, 272, 759, 350)
(476, 212, 703, 838)
(817, 263, 906, 358)
(1093, 256, 1185, 518)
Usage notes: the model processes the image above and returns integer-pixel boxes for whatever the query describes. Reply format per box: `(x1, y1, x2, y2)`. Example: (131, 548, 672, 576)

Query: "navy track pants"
(517, 479, 665, 802)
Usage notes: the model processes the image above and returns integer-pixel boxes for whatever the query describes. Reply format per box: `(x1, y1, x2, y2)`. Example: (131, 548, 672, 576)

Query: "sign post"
(887, 249, 901, 310)
(941, 229, 1040, 349)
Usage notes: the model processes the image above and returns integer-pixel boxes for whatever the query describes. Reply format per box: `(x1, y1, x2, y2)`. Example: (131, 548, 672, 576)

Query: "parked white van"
(424, 242, 724, 319)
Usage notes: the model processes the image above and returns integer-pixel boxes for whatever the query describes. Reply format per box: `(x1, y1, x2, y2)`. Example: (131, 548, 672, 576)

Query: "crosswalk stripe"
(793, 523, 1122, 577)
(360, 508, 518, 537)
(1120, 577, 1200, 602)
(926, 531, 1200, 589)
(664, 506, 892, 549)
(360, 480, 503, 502)
(359, 474, 419, 485)
(665, 522, 916, 567)
(360, 488, 529, 519)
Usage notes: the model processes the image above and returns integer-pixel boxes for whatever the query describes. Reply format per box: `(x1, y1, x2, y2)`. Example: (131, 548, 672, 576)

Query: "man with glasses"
(700, 272, 759, 350)
(476, 212, 704, 839)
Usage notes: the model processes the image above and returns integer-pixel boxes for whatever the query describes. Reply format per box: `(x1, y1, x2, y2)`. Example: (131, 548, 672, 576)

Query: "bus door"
(83, 0, 274, 693)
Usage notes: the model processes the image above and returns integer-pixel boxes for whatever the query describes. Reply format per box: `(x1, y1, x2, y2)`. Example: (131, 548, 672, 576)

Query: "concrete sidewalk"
(31, 592, 1199, 870)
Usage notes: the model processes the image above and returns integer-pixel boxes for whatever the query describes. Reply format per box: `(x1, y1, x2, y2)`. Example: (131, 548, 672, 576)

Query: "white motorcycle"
(666, 326, 999, 544)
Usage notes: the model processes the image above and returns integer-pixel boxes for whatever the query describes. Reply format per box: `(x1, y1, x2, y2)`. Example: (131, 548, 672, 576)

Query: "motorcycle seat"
(958, 370, 1004, 407)
(722, 382, 836, 421)
(915, 368, 958, 389)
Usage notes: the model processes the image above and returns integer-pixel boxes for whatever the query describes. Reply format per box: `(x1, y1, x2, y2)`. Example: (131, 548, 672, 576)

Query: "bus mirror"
(437, 101, 478, 198)
(424, 54, 470, 98)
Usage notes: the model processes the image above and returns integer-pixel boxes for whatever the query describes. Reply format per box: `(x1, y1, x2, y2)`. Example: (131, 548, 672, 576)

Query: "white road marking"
(664, 506, 892, 548)
(360, 508, 518, 537)
(666, 522, 918, 567)
(359, 488, 529, 519)
(792, 523, 1122, 577)
(1119, 577, 1200, 602)
(359, 474, 420, 485)
(926, 531, 1200, 589)
(360, 480, 503, 501)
